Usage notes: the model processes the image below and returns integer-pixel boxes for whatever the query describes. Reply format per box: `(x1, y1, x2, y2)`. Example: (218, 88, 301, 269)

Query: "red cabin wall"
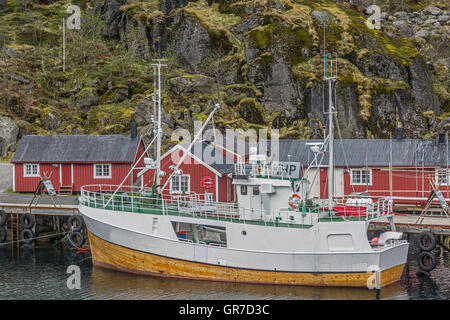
(316, 167, 442, 206)
(14, 163, 61, 193)
(72, 163, 132, 192)
(342, 168, 436, 199)
(14, 162, 132, 193)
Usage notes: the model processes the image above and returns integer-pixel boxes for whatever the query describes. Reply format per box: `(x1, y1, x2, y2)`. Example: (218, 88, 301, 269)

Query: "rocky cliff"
(0, 0, 449, 159)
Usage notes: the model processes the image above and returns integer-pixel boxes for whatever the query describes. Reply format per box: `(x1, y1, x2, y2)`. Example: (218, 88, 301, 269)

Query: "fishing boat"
(78, 56, 409, 288)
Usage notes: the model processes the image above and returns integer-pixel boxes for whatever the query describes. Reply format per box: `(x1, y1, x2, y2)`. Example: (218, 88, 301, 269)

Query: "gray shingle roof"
(264, 139, 449, 167)
(180, 141, 236, 174)
(12, 135, 142, 163)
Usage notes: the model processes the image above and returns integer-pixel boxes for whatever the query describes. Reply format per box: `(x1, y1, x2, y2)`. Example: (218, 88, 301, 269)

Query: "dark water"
(0, 238, 449, 300)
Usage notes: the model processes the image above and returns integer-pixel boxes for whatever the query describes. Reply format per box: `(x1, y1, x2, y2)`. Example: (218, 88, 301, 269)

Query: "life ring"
(418, 231, 436, 252)
(288, 194, 301, 208)
(417, 251, 437, 272)
(20, 229, 35, 244)
(20, 214, 35, 229)
(0, 210, 8, 226)
(201, 177, 214, 189)
(68, 216, 84, 232)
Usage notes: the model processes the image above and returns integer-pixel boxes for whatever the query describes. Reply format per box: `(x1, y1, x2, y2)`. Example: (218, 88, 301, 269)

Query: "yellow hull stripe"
(88, 232, 405, 288)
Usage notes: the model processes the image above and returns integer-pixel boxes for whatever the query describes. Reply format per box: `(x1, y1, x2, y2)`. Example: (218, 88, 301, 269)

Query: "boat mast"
(323, 25, 337, 212)
(152, 59, 167, 194)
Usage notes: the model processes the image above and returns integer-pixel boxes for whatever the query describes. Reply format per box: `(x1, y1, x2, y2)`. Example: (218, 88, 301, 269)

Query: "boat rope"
(51, 232, 70, 246)
(67, 234, 90, 251)
(0, 230, 71, 246)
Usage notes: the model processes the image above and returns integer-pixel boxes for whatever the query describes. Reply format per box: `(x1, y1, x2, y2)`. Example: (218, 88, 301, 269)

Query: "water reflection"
(89, 267, 397, 300)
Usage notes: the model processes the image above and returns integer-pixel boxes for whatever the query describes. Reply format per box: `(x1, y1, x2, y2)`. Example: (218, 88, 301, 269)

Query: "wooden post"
(57, 216, 60, 242)
(422, 150, 425, 198)
(10, 213, 13, 256)
(16, 213, 19, 252)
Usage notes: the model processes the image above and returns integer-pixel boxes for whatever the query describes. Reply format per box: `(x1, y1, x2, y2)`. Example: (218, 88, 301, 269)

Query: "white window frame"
(170, 174, 190, 194)
(350, 169, 372, 186)
(435, 169, 449, 186)
(93, 164, 112, 179)
(23, 164, 40, 177)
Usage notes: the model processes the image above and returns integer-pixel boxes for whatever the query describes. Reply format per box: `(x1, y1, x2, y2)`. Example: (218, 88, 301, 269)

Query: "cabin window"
(24, 164, 40, 177)
(350, 169, 372, 185)
(241, 185, 247, 195)
(171, 175, 190, 193)
(436, 169, 449, 186)
(253, 186, 260, 195)
(94, 164, 111, 179)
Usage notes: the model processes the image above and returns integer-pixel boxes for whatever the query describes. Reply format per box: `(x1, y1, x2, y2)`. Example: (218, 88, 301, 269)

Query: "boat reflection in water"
(89, 267, 405, 300)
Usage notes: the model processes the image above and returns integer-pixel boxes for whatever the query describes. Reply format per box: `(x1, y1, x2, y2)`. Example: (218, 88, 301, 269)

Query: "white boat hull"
(79, 204, 409, 287)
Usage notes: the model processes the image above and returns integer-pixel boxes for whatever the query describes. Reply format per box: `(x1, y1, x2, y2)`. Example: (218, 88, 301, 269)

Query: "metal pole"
(446, 132, 448, 199)
(156, 64, 162, 192)
(328, 78, 334, 212)
(63, 18, 66, 73)
(389, 134, 392, 197)
(151, 59, 167, 194)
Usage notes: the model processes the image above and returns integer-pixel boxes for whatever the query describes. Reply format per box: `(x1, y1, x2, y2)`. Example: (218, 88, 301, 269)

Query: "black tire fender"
(417, 251, 437, 272)
(0, 225, 7, 243)
(20, 214, 35, 229)
(20, 229, 35, 244)
(68, 216, 83, 231)
(69, 231, 85, 247)
(0, 210, 8, 226)
(418, 231, 436, 251)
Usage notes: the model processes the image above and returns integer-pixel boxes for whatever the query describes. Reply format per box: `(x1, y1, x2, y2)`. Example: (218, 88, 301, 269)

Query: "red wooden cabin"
(11, 134, 148, 194)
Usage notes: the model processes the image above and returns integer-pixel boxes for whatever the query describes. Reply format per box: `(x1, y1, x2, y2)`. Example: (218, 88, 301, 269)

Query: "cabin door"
(61, 164, 72, 186)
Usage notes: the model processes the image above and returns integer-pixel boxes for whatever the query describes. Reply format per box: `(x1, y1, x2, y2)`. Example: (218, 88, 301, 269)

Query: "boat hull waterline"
(80, 205, 409, 288)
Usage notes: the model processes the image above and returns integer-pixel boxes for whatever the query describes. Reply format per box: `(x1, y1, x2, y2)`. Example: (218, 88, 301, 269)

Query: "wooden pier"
(0, 203, 78, 216)
(369, 215, 450, 235)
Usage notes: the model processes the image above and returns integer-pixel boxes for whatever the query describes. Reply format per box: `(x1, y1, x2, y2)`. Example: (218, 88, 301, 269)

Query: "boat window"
(253, 186, 260, 195)
(241, 185, 247, 195)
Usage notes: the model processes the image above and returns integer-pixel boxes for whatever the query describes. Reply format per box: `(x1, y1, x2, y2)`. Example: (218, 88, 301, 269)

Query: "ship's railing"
(312, 195, 394, 222)
(79, 185, 392, 225)
(79, 185, 318, 228)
